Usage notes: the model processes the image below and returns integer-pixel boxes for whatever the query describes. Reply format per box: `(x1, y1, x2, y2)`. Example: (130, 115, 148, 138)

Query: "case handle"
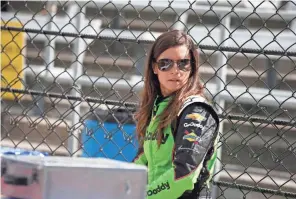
(2, 162, 38, 186)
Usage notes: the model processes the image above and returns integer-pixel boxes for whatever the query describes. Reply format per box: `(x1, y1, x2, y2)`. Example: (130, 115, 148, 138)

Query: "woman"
(133, 30, 220, 199)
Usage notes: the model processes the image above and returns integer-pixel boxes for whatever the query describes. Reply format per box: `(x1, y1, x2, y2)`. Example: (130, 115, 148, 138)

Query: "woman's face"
(153, 45, 192, 97)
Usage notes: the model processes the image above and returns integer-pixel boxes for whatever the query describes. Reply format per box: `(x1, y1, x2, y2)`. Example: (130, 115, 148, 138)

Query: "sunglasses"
(154, 58, 192, 72)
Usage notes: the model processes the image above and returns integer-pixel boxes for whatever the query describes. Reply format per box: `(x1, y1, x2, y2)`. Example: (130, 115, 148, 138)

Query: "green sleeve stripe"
(206, 150, 217, 171)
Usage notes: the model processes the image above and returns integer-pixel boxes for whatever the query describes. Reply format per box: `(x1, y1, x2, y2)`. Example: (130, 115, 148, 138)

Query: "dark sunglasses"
(154, 58, 192, 72)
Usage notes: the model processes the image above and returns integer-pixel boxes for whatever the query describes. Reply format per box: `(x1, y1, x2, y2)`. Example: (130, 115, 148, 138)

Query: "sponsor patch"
(144, 132, 169, 144)
(184, 122, 204, 129)
(185, 113, 205, 121)
(183, 130, 201, 144)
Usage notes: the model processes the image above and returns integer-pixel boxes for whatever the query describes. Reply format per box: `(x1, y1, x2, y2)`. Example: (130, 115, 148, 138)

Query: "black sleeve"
(173, 102, 219, 179)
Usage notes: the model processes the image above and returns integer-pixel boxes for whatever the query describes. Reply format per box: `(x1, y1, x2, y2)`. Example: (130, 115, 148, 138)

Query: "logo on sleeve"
(144, 132, 169, 144)
(184, 122, 204, 130)
(185, 113, 205, 121)
(147, 181, 170, 196)
(183, 130, 201, 144)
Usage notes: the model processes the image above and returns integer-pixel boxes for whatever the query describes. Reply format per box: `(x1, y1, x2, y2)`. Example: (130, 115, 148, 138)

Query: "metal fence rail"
(1, 1, 296, 199)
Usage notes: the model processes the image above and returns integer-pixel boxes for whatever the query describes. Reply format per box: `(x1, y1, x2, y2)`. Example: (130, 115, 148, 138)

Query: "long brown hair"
(134, 30, 204, 147)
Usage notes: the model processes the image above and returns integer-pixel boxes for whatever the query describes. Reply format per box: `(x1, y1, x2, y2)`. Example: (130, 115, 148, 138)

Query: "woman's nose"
(170, 63, 180, 74)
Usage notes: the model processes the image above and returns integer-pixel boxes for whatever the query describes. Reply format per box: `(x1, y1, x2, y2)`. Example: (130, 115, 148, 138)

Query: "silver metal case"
(1, 155, 147, 199)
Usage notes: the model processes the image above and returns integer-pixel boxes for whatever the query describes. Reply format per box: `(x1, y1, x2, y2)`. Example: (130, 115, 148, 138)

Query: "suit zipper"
(150, 101, 158, 182)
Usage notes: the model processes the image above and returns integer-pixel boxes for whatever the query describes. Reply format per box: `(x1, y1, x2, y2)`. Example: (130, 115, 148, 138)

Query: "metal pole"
(33, 2, 57, 116)
(266, 60, 277, 89)
(285, 0, 296, 32)
(211, 15, 231, 199)
(44, 2, 57, 72)
(67, 4, 87, 156)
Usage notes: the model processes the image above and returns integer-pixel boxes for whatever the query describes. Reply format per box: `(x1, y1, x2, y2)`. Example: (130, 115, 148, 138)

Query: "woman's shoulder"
(178, 94, 211, 114)
(178, 94, 219, 124)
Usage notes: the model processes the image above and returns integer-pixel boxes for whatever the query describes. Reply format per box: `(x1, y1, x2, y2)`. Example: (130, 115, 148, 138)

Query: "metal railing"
(1, 1, 296, 199)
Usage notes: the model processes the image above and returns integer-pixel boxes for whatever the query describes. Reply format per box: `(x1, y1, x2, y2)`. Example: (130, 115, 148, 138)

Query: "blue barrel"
(81, 109, 139, 162)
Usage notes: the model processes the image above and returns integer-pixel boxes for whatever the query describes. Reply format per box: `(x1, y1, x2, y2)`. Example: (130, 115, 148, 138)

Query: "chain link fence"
(1, 0, 296, 198)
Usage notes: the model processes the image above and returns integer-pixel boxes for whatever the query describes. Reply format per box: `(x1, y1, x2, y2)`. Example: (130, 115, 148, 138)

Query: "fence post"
(44, 2, 57, 73)
(67, 3, 87, 156)
(31, 2, 58, 116)
(211, 14, 231, 199)
(285, 0, 296, 32)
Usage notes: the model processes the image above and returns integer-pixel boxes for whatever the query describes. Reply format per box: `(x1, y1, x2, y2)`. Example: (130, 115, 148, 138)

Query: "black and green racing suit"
(133, 94, 220, 199)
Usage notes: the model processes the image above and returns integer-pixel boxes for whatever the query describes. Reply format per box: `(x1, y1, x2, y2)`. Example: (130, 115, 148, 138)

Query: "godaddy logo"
(147, 181, 170, 196)
(184, 122, 204, 130)
(144, 132, 169, 144)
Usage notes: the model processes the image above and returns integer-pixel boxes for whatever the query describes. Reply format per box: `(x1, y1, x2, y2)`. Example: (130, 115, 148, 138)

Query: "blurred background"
(1, 1, 296, 198)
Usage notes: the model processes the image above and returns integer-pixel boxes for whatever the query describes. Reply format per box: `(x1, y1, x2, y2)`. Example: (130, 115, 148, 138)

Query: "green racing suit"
(133, 94, 220, 199)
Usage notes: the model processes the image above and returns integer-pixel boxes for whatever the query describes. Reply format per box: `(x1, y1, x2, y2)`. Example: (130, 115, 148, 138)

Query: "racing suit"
(133, 94, 220, 199)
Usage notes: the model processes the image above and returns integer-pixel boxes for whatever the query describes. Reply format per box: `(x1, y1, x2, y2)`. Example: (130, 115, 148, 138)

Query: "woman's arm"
(146, 103, 219, 199)
(133, 146, 148, 166)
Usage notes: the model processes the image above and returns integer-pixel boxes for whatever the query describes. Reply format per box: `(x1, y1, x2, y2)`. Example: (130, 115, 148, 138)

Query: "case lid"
(1, 155, 147, 170)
